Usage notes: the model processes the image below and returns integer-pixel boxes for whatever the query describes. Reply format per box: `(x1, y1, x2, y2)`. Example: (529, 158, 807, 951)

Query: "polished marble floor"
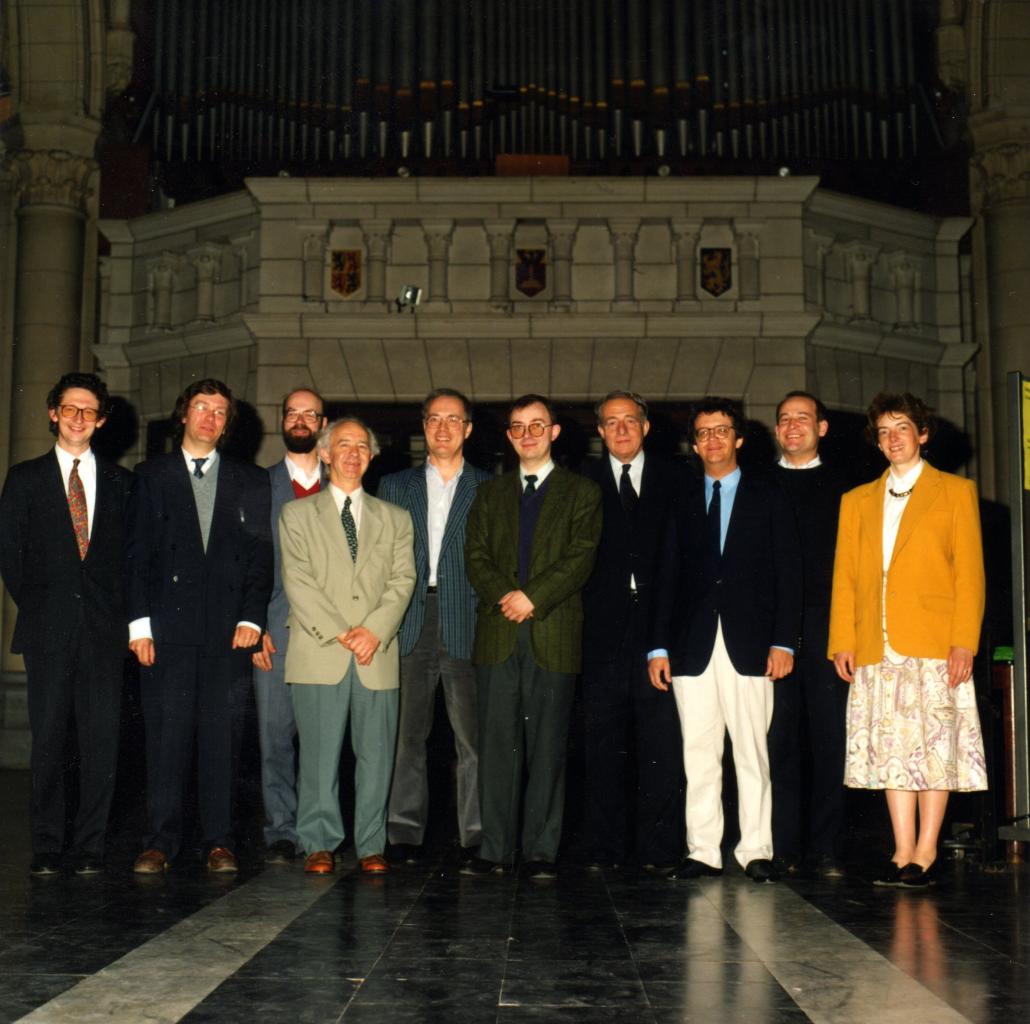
(1, 769, 1028, 1024)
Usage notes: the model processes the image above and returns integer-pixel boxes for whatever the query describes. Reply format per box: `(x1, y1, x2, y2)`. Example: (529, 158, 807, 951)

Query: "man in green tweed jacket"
(463, 394, 601, 879)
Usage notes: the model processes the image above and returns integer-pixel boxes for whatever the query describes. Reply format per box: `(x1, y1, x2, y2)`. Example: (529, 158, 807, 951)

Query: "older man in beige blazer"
(280, 417, 415, 874)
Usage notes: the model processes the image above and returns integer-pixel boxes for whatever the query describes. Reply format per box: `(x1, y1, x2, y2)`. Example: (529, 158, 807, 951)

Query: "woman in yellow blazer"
(829, 392, 987, 888)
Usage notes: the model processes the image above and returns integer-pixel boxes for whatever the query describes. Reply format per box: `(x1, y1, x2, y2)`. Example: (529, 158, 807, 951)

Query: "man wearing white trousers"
(648, 397, 801, 883)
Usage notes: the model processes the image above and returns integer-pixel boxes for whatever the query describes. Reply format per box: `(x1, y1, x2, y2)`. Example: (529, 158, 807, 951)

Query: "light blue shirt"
(706, 467, 741, 553)
(647, 466, 791, 662)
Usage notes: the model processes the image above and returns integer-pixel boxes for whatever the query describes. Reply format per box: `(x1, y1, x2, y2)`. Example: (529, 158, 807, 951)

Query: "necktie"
(68, 458, 89, 560)
(341, 496, 358, 562)
(192, 457, 207, 479)
(524, 474, 538, 496)
(705, 480, 722, 574)
(619, 463, 637, 515)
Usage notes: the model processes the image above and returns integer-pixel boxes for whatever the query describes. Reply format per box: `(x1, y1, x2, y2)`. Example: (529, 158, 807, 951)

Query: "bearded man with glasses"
(0, 373, 134, 876)
(463, 394, 601, 880)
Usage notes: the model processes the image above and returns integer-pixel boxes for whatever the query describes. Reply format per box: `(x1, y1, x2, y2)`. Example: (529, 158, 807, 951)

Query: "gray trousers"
(387, 594, 481, 847)
(291, 663, 398, 858)
(252, 651, 298, 846)
(476, 623, 575, 865)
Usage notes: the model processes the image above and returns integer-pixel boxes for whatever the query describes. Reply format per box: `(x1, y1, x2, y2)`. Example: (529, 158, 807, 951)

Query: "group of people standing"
(0, 372, 988, 889)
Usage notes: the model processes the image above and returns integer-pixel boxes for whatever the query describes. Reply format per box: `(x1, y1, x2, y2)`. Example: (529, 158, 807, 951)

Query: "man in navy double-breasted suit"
(126, 379, 272, 874)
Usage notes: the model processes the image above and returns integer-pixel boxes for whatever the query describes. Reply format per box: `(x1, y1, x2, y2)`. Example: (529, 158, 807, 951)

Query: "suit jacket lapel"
(891, 463, 942, 565)
(530, 469, 567, 569)
(406, 468, 429, 561)
(864, 471, 888, 566)
(355, 494, 384, 575)
(208, 457, 241, 555)
(86, 458, 114, 559)
(44, 450, 81, 561)
(314, 487, 352, 568)
(440, 465, 475, 559)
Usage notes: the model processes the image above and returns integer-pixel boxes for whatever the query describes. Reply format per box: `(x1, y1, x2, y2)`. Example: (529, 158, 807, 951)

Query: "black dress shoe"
(811, 856, 846, 880)
(771, 855, 802, 878)
(745, 858, 780, 883)
(30, 853, 61, 876)
(264, 840, 296, 864)
(668, 858, 723, 880)
(872, 861, 907, 887)
(72, 854, 104, 876)
(899, 862, 935, 888)
(523, 860, 557, 880)
(460, 856, 502, 876)
(640, 862, 677, 877)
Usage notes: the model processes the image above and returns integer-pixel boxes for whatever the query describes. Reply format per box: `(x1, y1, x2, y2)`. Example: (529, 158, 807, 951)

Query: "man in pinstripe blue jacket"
(380, 389, 492, 864)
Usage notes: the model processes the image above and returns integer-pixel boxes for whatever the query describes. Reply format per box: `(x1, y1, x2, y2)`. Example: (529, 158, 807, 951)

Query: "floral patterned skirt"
(844, 641, 988, 792)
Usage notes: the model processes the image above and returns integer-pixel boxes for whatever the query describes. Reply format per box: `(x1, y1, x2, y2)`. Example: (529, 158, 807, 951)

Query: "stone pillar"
(421, 219, 454, 306)
(887, 253, 919, 327)
(608, 219, 640, 308)
(671, 219, 702, 308)
(300, 225, 328, 302)
(969, 122, 1030, 505)
(7, 151, 96, 461)
(807, 230, 836, 308)
(190, 245, 221, 322)
(840, 241, 881, 320)
(484, 219, 515, 308)
(152, 256, 175, 330)
(361, 219, 393, 306)
(546, 219, 578, 310)
(735, 222, 764, 301)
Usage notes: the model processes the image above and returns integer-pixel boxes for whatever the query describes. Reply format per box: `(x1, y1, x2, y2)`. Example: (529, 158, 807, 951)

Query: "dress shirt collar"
(777, 453, 822, 470)
(285, 453, 322, 489)
(426, 458, 464, 487)
(608, 449, 644, 493)
(181, 446, 219, 477)
(705, 465, 741, 498)
(887, 458, 924, 493)
(520, 460, 554, 490)
(54, 443, 95, 474)
(329, 483, 364, 522)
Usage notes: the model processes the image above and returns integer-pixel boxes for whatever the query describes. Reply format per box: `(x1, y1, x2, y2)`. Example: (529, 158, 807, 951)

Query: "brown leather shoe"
(359, 853, 390, 874)
(206, 847, 238, 873)
(304, 850, 335, 874)
(133, 848, 169, 874)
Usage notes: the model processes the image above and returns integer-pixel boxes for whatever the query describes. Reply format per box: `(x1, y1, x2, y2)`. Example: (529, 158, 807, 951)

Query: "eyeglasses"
(424, 414, 467, 429)
(508, 421, 550, 439)
(284, 409, 323, 424)
(58, 405, 101, 422)
(189, 402, 229, 421)
(695, 425, 734, 441)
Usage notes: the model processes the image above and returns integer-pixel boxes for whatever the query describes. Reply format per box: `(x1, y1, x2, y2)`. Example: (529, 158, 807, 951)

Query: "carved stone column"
(546, 219, 578, 310)
(671, 219, 702, 307)
(735, 222, 764, 301)
(151, 256, 176, 330)
(969, 118, 1030, 503)
(840, 241, 881, 320)
(887, 253, 919, 327)
(361, 219, 393, 306)
(807, 230, 836, 309)
(299, 224, 328, 302)
(7, 150, 96, 462)
(190, 245, 221, 322)
(484, 220, 515, 308)
(421, 219, 454, 305)
(608, 219, 640, 308)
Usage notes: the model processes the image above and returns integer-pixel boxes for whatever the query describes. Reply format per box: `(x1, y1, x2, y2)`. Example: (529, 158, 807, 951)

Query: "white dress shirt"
(329, 483, 364, 532)
(882, 459, 924, 569)
(520, 460, 555, 491)
(426, 461, 463, 586)
(182, 446, 219, 477)
(54, 443, 97, 536)
(777, 453, 823, 469)
(609, 450, 644, 590)
(285, 454, 322, 490)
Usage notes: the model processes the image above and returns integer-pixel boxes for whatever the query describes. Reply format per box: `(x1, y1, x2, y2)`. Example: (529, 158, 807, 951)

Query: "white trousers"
(671, 621, 774, 869)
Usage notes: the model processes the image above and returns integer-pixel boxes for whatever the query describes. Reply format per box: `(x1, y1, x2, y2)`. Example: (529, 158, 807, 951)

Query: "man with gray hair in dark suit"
(380, 388, 491, 865)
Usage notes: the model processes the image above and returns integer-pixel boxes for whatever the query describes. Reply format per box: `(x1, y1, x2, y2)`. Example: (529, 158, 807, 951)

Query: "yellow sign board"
(1024, 381, 1030, 489)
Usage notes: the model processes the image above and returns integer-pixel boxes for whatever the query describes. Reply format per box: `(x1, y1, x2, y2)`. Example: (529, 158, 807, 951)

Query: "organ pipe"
(147, 0, 931, 173)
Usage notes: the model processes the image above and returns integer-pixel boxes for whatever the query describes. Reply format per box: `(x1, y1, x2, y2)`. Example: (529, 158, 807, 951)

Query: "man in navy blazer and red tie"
(127, 379, 272, 875)
(379, 388, 491, 865)
(0, 372, 133, 876)
(649, 397, 801, 884)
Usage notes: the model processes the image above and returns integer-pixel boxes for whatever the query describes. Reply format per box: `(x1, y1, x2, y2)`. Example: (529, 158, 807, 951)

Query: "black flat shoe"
(872, 861, 907, 887)
(72, 854, 104, 876)
(899, 862, 936, 888)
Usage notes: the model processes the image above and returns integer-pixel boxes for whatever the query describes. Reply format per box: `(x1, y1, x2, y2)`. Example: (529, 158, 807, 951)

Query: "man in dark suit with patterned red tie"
(0, 373, 133, 876)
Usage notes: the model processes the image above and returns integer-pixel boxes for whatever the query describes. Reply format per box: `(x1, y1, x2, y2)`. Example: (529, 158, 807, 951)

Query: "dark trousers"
(23, 628, 123, 858)
(476, 623, 575, 865)
(768, 605, 850, 862)
(388, 594, 480, 848)
(140, 645, 246, 859)
(582, 602, 684, 865)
